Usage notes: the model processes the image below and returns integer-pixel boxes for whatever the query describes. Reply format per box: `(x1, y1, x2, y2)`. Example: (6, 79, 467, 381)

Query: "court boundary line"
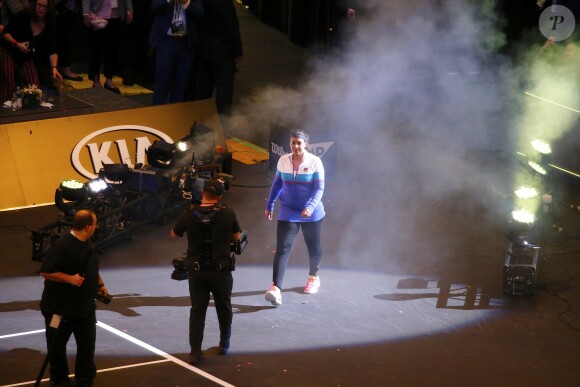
(0, 360, 170, 387)
(97, 321, 235, 387)
(0, 322, 235, 387)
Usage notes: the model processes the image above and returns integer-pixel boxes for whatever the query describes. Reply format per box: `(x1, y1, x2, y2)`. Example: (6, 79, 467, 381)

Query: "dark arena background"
(1, 1, 580, 386)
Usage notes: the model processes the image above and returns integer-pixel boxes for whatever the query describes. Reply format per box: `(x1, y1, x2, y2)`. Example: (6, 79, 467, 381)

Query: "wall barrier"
(0, 100, 224, 211)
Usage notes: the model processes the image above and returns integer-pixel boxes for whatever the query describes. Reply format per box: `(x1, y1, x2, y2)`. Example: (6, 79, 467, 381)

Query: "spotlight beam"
(524, 92, 580, 114)
(548, 164, 580, 179)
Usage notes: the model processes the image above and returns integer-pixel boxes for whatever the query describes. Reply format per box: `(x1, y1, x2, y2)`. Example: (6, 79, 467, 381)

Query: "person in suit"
(329, 0, 357, 49)
(193, 0, 242, 116)
(149, 0, 204, 105)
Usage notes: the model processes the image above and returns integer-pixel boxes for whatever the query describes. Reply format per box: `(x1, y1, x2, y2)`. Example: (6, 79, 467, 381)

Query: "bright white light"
(531, 139, 552, 155)
(88, 179, 108, 193)
(528, 161, 547, 175)
(512, 209, 535, 224)
(515, 186, 538, 199)
(176, 141, 188, 152)
(61, 180, 84, 189)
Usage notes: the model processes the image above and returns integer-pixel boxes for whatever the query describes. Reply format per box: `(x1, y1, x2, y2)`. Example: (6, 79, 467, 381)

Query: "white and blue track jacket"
(266, 151, 325, 222)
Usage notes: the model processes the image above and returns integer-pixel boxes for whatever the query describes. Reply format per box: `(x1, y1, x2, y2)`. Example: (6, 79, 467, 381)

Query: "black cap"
(204, 179, 225, 196)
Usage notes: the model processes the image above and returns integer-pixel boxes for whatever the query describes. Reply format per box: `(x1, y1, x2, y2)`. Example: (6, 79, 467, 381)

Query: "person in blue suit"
(149, 0, 203, 105)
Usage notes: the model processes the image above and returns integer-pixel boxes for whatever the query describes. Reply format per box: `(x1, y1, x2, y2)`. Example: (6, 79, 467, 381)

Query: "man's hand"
(100, 285, 110, 296)
(69, 273, 85, 287)
(265, 210, 272, 220)
(83, 14, 95, 28)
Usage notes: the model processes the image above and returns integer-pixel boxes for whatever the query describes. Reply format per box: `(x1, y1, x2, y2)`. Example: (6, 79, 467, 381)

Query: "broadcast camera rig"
(171, 230, 248, 280)
(32, 123, 233, 261)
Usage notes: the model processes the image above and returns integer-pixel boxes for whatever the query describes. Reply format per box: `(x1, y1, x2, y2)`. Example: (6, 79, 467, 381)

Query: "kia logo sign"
(71, 125, 173, 179)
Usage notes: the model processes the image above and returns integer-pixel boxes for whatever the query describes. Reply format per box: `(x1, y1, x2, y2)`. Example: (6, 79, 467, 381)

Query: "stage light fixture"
(531, 139, 551, 155)
(176, 141, 189, 152)
(506, 212, 539, 246)
(88, 178, 107, 193)
(101, 163, 130, 183)
(514, 186, 538, 199)
(528, 161, 547, 175)
(60, 180, 86, 202)
(511, 209, 535, 224)
(146, 140, 175, 169)
(55, 180, 88, 217)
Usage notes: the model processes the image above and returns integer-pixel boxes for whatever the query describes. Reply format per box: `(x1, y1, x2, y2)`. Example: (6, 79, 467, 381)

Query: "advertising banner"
(0, 100, 224, 210)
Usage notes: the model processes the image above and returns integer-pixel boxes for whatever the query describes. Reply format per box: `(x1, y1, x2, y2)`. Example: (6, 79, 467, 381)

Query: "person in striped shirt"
(264, 129, 325, 306)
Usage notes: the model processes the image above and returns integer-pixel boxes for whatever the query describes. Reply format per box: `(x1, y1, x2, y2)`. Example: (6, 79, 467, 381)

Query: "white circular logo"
(71, 125, 173, 179)
(539, 5, 576, 42)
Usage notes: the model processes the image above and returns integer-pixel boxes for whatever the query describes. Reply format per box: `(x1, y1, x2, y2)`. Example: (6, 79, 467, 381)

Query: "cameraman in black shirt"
(171, 179, 242, 365)
(39, 209, 108, 387)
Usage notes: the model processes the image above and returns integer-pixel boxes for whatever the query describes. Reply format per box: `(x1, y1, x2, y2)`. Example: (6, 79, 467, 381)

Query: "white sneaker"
(304, 275, 320, 294)
(265, 283, 282, 306)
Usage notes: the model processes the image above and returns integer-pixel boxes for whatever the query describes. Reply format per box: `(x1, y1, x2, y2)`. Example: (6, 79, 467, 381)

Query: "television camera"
(32, 123, 233, 261)
(171, 230, 248, 281)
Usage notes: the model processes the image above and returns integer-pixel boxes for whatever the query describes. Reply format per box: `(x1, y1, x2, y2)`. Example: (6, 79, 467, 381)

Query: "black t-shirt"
(173, 204, 241, 260)
(39, 233, 99, 319)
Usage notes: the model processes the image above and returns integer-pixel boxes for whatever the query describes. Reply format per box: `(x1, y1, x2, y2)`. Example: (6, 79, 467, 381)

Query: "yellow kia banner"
(0, 100, 224, 210)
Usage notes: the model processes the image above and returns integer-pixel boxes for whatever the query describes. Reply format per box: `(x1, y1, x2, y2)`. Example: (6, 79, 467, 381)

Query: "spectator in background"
(149, 0, 204, 105)
(82, 0, 133, 94)
(193, 0, 242, 116)
(55, 0, 83, 81)
(1, 0, 30, 25)
(0, 0, 62, 102)
(329, 0, 357, 50)
(119, 0, 153, 86)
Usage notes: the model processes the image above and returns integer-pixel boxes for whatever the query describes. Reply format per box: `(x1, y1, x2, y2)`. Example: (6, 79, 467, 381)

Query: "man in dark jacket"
(194, 0, 242, 116)
(149, 0, 204, 104)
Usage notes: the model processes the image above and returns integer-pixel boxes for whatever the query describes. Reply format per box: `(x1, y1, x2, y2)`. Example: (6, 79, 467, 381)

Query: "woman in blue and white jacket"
(264, 129, 325, 306)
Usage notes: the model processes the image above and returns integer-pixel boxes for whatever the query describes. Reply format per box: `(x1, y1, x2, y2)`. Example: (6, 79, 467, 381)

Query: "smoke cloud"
(229, 1, 579, 275)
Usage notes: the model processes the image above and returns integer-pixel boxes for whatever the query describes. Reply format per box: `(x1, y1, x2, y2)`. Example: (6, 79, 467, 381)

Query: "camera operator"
(171, 179, 242, 365)
(39, 209, 109, 387)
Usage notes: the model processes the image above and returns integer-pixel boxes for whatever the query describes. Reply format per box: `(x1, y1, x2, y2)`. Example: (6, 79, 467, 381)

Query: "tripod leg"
(35, 314, 64, 387)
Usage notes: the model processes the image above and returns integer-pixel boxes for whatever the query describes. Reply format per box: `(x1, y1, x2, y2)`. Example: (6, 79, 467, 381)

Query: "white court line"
(0, 329, 45, 339)
(0, 360, 170, 387)
(97, 321, 235, 387)
(1, 322, 235, 387)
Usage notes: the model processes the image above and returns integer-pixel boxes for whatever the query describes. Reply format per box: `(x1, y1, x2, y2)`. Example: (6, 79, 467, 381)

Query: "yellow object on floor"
(62, 74, 152, 96)
(226, 137, 269, 165)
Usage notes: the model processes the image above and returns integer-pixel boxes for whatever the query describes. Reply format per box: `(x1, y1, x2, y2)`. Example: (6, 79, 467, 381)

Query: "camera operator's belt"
(167, 34, 187, 39)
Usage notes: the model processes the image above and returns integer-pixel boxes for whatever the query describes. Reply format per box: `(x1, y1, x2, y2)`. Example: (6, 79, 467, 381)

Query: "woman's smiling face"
(290, 137, 306, 158)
